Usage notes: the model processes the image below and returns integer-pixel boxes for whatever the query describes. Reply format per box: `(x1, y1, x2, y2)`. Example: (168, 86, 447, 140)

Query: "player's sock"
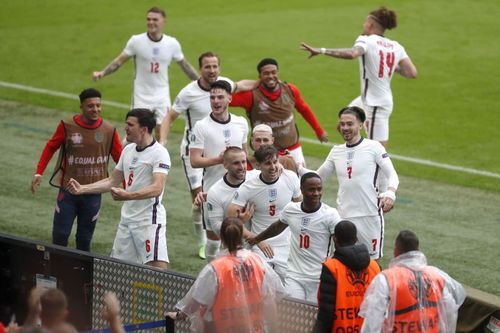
(205, 239, 221, 262)
(192, 204, 206, 246)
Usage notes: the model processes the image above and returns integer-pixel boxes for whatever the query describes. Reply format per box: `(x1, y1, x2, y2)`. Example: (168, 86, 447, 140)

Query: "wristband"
(379, 190, 396, 201)
(320, 47, 326, 55)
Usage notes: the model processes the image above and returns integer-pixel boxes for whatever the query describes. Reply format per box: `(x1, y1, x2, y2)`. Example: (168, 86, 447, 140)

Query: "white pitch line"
(2, 80, 500, 179)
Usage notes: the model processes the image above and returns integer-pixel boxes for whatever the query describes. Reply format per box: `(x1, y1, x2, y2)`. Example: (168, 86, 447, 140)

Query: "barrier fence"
(0, 233, 498, 332)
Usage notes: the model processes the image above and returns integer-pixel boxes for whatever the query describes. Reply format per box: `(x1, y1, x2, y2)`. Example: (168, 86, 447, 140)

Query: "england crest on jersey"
(152, 47, 160, 56)
(268, 188, 277, 202)
(300, 217, 311, 232)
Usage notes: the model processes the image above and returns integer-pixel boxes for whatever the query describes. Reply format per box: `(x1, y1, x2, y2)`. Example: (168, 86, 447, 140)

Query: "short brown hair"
(198, 51, 220, 68)
(220, 217, 244, 253)
(147, 7, 166, 18)
(41, 288, 67, 319)
(369, 7, 397, 30)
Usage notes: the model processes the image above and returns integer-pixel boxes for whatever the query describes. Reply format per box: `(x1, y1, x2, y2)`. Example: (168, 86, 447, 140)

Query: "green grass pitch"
(0, 0, 499, 296)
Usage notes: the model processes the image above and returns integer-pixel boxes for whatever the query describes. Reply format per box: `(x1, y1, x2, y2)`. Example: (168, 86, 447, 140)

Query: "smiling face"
(146, 11, 165, 35)
(258, 64, 279, 91)
(301, 176, 322, 209)
(210, 88, 231, 119)
(80, 97, 101, 123)
(338, 113, 363, 145)
(258, 154, 279, 182)
(200, 56, 220, 86)
(224, 150, 247, 182)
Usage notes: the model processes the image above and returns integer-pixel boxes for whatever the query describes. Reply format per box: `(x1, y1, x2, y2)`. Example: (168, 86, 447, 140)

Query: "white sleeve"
(171, 38, 184, 62)
(123, 35, 136, 56)
(328, 208, 341, 234)
(354, 34, 368, 51)
(291, 173, 301, 199)
(189, 122, 205, 149)
(176, 264, 217, 312)
(152, 148, 171, 175)
(207, 191, 224, 236)
(315, 149, 336, 182)
(172, 88, 189, 114)
(375, 144, 399, 190)
(359, 273, 389, 333)
(278, 204, 292, 226)
(433, 269, 466, 333)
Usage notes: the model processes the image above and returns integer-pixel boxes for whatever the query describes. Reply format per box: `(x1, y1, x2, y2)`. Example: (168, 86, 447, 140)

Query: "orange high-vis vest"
(323, 258, 380, 333)
(383, 266, 445, 333)
(211, 253, 265, 333)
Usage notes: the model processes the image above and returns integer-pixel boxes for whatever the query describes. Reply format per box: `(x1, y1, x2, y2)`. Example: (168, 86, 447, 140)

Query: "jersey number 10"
(378, 51, 395, 78)
(299, 234, 310, 249)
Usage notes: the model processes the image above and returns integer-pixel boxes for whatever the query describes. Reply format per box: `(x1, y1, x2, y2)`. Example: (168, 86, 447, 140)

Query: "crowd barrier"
(0, 233, 498, 332)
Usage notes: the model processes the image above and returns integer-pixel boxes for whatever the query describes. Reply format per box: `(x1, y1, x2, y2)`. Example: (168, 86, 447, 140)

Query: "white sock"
(192, 204, 206, 246)
(205, 239, 221, 262)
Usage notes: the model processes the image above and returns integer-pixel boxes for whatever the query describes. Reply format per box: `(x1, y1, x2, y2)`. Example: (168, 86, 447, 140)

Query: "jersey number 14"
(378, 51, 395, 78)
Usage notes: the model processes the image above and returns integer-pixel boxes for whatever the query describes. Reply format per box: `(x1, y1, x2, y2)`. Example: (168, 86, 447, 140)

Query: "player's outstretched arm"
(68, 168, 124, 195)
(93, 52, 131, 81)
(159, 109, 179, 146)
(177, 58, 199, 81)
(189, 148, 223, 168)
(301, 42, 365, 60)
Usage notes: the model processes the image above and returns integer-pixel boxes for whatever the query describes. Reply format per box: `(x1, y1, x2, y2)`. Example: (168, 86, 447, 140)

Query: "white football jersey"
(172, 77, 234, 157)
(115, 141, 171, 225)
(280, 202, 341, 281)
(354, 34, 409, 108)
(190, 113, 248, 191)
(123, 33, 184, 108)
(316, 137, 398, 218)
(232, 169, 301, 248)
(206, 171, 259, 235)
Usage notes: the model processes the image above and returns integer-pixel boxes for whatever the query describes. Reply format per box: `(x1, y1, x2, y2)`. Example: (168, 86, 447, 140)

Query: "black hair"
(254, 145, 278, 164)
(257, 58, 279, 73)
(300, 172, 321, 188)
(210, 80, 232, 94)
(79, 88, 101, 103)
(126, 108, 156, 133)
(338, 106, 366, 123)
(334, 220, 358, 247)
(395, 230, 419, 254)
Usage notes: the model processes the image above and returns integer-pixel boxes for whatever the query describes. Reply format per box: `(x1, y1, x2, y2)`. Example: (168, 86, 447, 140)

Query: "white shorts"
(132, 101, 170, 124)
(349, 96, 392, 142)
(284, 276, 319, 304)
(347, 215, 384, 260)
(111, 223, 169, 264)
(181, 154, 203, 191)
(251, 244, 289, 282)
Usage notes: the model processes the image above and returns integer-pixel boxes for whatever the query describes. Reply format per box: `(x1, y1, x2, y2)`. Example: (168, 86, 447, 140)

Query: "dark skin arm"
(248, 220, 288, 245)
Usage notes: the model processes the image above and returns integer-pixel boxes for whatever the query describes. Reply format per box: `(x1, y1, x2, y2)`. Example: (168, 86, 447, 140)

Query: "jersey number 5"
(378, 51, 395, 78)
(269, 204, 276, 216)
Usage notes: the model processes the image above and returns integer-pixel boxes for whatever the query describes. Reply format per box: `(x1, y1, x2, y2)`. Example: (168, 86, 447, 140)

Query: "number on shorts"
(299, 234, 310, 249)
(127, 173, 134, 186)
(378, 51, 395, 78)
(372, 238, 377, 252)
(269, 204, 276, 216)
(150, 62, 160, 73)
(145, 239, 151, 253)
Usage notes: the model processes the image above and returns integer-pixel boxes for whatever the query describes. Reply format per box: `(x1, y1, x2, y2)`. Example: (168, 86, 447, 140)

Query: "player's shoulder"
(230, 113, 248, 124)
(160, 34, 181, 45)
(319, 203, 341, 218)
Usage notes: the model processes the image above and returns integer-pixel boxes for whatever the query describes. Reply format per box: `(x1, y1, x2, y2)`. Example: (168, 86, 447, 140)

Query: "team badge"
(132, 157, 138, 165)
(347, 151, 355, 160)
(223, 129, 231, 139)
(94, 131, 104, 143)
(268, 188, 277, 202)
(300, 217, 310, 232)
(153, 47, 160, 55)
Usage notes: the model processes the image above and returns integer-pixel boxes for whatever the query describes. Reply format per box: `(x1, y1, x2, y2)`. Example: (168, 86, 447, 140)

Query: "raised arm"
(177, 58, 199, 81)
(93, 52, 131, 81)
(300, 42, 365, 60)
